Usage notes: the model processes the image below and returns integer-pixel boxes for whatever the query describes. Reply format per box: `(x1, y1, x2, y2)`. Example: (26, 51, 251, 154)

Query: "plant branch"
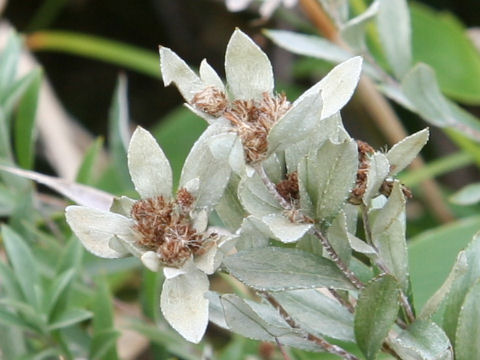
(297, 0, 454, 223)
(275, 337, 291, 360)
(263, 292, 360, 360)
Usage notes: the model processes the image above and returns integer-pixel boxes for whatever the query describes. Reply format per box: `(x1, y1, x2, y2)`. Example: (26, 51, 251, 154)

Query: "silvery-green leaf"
(192, 209, 209, 233)
(111, 235, 147, 258)
(378, 83, 416, 111)
(194, 243, 218, 275)
(141, 251, 161, 272)
(363, 152, 390, 204)
(273, 289, 354, 341)
(205, 291, 228, 330)
(127, 127, 172, 199)
(390, 320, 453, 360)
(370, 182, 408, 289)
(262, 153, 284, 184)
(0, 165, 113, 211)
(326, 211, 351, 264)
(300, 57, 363, 120)
(377, 0, 412, 79)
(208, 132, 245, 175)
(401, 63, 480, 141)
(180, 119, 232, 209)
(267, 90, 323, 154)
(215, 175, 245, 232)
(262, 213, 312, 244)
(236, 216, 271, 250)
(348, 233, 376, 255)
(225, 29, 274, 100)
(354, 274, 401, 360)
(109, 196, 135, 216)
(450, 183, 480, 205)
(344, 203, 358, 234)
(340, 0, 380, 51)
(238, 173, 282, 217)
(107, 237, 129, 257)
(455, 279, 480, 360)
(318, 0, 349, 24)
(265, 30, 351, 64)
(223, 247, 355, 291)
(199, 59, 224, 91)
(160, 267, 209, 343)
(296, 233, 323, 256)
(297, 164, 315, 219)
(443, 232, 480, 343)
(420, 251, 467, 320)
(65, 206, 134, 258)
(300, 139, 357, 222)
(387, 128, 429, 176)
(159, 47, 205, 102)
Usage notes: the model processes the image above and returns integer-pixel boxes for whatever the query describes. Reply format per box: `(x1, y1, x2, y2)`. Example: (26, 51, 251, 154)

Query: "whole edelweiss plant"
(67, 29, 456, 360)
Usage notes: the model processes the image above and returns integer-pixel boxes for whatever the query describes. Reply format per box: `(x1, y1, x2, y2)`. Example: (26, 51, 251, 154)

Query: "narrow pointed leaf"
(326, 211, 351, 264)
(75, 137, 104, 185)
(450, 182, 480, 205)
(48, 308, 92, 330)
(223, 247, 355, 291)
(354, 274, 400, 360)
(455, 280, 480, 360)
(363, 152, 390, 204)
(0, 33, 21, 97)
(377, 0, 412, 78)
(199, 59, 224, 90)
(225, 29, 274, 100)
(387, 128, 429, 176)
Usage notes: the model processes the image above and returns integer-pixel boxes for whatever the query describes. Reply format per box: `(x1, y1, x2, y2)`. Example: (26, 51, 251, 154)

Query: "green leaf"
(45, 269, 75, 317)
(89, 329, 121, 360)
(14, 69, 42, 169)
(0, 71, 39, 118)
(2, 225, 40, 309)
(455, 279, 480, 360)
(216, 176, 247, 232)
(223, 247, 355, 291)
(273, 289, 354, 341)
(411, 3, 480, 104)
(354, 274, 400, 360)
(390, 320, 452, 360)
(326, 211, 351, 265)
(377, 0, 412, 78)
(409, 215, 480, 309)
(57, 237, 84, 273)
(0, 308, 33, 330)
(238, 173, 282, 218)
(341, 0, 379, 52)
(0, 33, 22, 97)
(0, 324, 26, 359)
(450, 182, 480, 205)
(370, 181, 408, 289)
(0, 260, 23, 300)
(300, 139, 357, 222)
(108, 75, 131, 188)
(48, 308, 92, 330)
(235, 216, 270, 250)
(75, 137, 104, 185)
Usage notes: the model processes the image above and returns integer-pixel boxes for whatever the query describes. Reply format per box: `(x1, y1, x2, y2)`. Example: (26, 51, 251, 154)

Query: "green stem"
(26, 31, 161, 79)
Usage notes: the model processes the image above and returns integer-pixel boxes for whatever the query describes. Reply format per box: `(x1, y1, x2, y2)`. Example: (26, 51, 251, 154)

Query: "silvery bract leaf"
(215, 176, 245, 232)
(267, 90, 323, 154)
(180, 119, 232, 209)
(65, 206, 134, 258)
(225, 29, 274, 100)
(354, 274, 401, 360)
(194, 243, 218, 275)
(238, 173, 282, 217)
(262, 153, 284, 184)
(420, 251, 467, 320)
(0, 165, 113, 211)
(387, 128, 429, 176)
(348, 233, 376, 255)
(300, 57, 363, 120)
(127, 127, 172, 199)
(262, 213, 312, 243)
(363, 152, 390, 204)
(159, 47, 205, 102)
(443, 232, 480, 342)
(370, 182, 408, 289)
(455, 279, 480, 360)
(377, 0, 412, 79)
(273, 289, 354, 341)
(160, 267, 209, 343)
(141, 251, 161, 272)
(390, 320, 453, 360)
(450, 182, 480, 205)
(340, 0, 379, 51)
(199, 59, 224, 91)
(112, 236, 146, 258)
(110, 196, 135, 216)
(208, 132, 245, 175)
(326, 211, 351, 264)
(265, 30, 351, 64)
(223, 247, 355, 291)
(225, 0, 251, 12)
(236, 216, 271, 250)
(300, 139, 358, 222)
(205, 291, 229, 330)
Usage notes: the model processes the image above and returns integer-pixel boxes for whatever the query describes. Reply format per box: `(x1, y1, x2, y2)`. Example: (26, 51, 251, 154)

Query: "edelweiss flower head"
(160, 29, 363, 168)
(225, 0, 297, 19)
(66, 126, 235, 343)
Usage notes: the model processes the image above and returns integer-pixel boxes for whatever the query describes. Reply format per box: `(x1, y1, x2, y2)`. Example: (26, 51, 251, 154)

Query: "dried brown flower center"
(130, 189, 211, 267)
(191, 87, 291, 163)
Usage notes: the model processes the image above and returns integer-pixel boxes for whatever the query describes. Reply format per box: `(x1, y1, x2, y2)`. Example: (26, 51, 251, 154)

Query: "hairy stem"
(297, 0, 454, 223)
(275, 337, 291, 360)
(263, 292, 360, 360)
